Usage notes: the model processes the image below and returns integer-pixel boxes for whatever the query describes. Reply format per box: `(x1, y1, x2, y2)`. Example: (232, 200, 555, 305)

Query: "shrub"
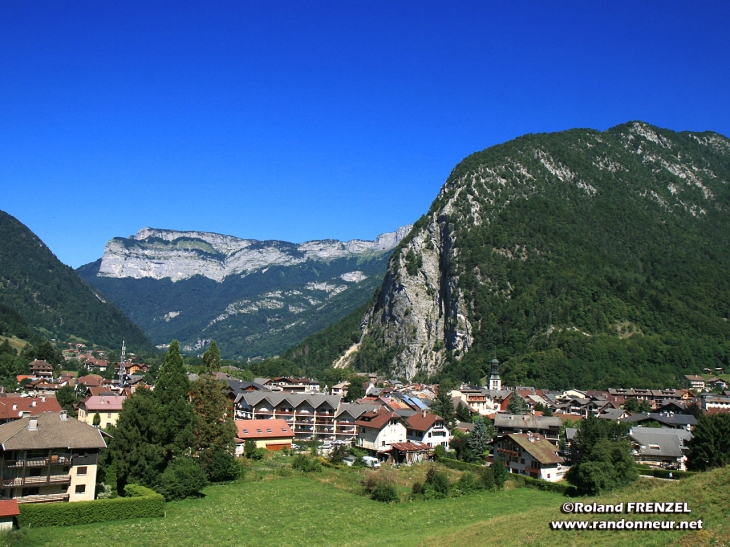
(291, 454, 322, 473)
(17, 485, 164, 528)
(371, 481, 399, 503)
(425, 467, 450, 498)
(156, 457, 209, 501)
(455, 472, 482, 494)
(433, 445, 447, 461)
(200, 449, 241, 482)
(411, 481, 424, 496)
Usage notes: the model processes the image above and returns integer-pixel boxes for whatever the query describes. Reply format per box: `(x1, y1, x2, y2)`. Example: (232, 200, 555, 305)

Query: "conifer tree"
(467, 416, 494, 456)
(154, 340, 194, 460)
(202, 341, 221, 374)
(506, 393, 528, 415)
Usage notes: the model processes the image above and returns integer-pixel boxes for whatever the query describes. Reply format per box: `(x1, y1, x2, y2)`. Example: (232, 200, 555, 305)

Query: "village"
(0, 337, 727, 527)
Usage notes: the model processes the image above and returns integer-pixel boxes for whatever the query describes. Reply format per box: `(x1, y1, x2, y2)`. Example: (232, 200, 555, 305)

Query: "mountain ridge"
(329, 121, 730, 389)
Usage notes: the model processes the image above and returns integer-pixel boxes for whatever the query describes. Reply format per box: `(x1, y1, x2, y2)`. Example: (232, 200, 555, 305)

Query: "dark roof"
(508, 434, 564, 465)
(0, 412, 107, 450)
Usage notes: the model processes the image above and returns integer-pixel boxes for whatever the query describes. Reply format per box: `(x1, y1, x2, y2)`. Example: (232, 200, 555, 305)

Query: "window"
(75, 485, 86, 494)
(282, 428, 288, 432)
(107, 413, 112, 418)
(243, 430, 249, 434)
(77, 466, 87, 476)
(266, 428, 272, 433)
(256, 429, 262, 434)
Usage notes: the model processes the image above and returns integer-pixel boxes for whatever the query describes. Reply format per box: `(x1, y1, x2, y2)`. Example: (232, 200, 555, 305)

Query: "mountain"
(78, 226, 412, 359)
(330, 122, 730, 389)
(0, 211, 153, 351)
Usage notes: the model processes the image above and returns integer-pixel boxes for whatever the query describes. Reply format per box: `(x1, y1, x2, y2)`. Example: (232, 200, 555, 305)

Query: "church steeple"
(488, 355, 501, 391)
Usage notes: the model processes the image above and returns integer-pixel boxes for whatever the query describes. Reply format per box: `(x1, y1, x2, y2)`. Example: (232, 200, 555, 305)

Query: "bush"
(156, 457, 209, 501)
(200, 449, 241, 482)
(433, 445, 447, 460)
(291, 454, 322, 473)
(455, 472, 482, 494)
(411, 481, 424, 496)
(425, 467, 450, 498)
(17, 485, 164, 528)
(371, 481, 400, 503)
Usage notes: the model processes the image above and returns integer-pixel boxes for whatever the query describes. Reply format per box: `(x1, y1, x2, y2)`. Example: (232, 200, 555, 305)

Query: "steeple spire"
(488, 354, 501, 391)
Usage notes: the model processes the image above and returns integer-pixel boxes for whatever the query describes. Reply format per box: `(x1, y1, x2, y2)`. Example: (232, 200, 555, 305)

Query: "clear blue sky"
(2, 1, 729, 267)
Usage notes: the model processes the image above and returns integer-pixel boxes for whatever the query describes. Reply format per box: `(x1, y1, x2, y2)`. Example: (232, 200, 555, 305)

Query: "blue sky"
(2, 1, 729, 268)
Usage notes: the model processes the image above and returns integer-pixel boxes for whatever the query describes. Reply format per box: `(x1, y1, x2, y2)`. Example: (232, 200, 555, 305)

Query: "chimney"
(60, 410, 68, 421)
(11, 404, 16, 411)
(422, 409, 427, 418)
(30, 401, 36, 407)
(28, 418, 38, 431)
(41, 396, 46, 403)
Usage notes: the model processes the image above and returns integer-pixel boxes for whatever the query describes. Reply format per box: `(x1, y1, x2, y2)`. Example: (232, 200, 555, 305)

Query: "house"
(684, 375, 706, 391)
(405, 411, 450, 449)
(494, 433, 567, 482)
(330, 382, 350, 398)
(493, 414, 563, 443)
(83, 357, 109, 372)
(356, 408, 407, 459)
(234, 419, 294, 454)
(28, 360, 54, 379)
(334, 403, 381, 443)
(77, 395, 126, 428)
(0, 500, 19, 531)
(0, 412, 107, 503)
(629, 428, 687, 470)
(0, 396, 62, 424)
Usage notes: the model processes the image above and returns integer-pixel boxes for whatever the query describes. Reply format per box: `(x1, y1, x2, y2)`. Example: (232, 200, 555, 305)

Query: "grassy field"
(0, 336, 27, 354)
(8, 464, 730, 547)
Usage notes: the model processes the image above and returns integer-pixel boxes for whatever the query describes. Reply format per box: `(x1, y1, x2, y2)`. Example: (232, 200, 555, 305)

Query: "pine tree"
(431, 382, 456, 428)
(154, 341, 194, 459)
(202, 341, 221, 375)
(467, 417, 494, 456)
(506, 393, 527, 415)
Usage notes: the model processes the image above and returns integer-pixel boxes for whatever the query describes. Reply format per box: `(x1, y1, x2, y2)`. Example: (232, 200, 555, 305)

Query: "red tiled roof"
(235, 419, 294, 440)
(77, 375, 103, 387)
(355, 408, 401, 430)
(391, 441, 431, 452)
(80, 395, 126, 412)
(0, 396, 62, 421)
(0, 500, 20, 517)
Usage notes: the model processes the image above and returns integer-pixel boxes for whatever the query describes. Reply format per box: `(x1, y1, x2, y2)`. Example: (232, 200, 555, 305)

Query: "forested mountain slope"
(0, 211, 152, 351)
(334, 122, 730, 389)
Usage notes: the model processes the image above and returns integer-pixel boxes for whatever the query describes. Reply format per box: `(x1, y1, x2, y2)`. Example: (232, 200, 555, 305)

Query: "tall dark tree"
(506, 393, 527, 415)
(687, 413, 730, 471)
(36, 341, 58, 365)
(111, 389, 166, 489)
(190, 344, 238, 481)
(202, 341, 221, 374)
(467, 417, 494, 456)
(345, 380, 364, 402)
(456, 401, 472, 423)
(431, 382, 456, 428)
(154, 340, 194, 460)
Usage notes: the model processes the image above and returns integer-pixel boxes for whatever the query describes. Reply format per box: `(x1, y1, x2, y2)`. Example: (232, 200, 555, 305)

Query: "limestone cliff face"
(98, 226, 412, 283)
(343, 122, 730, 380)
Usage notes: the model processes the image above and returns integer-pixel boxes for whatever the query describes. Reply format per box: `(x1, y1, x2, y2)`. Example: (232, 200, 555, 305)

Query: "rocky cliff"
(339, 122, 730, 387)
(98, 226, 412, 282)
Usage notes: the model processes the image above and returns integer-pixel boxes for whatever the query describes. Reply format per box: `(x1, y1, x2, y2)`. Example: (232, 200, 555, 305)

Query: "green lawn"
(9, 466, 730, 547)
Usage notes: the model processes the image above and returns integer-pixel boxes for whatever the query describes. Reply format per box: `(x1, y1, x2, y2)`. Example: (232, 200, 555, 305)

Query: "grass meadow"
(7, 462, 730, 547)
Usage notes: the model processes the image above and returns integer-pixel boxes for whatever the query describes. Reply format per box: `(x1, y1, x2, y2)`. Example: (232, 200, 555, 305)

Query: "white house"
(494, 433, 567, 482)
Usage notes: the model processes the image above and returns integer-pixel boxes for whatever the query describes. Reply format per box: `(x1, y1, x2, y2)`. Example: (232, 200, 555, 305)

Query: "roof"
(507, 434, 564, 465)
(335, 403, 381, 419)
(79, 395, 126, 412)
(494, 414, 562, 430)
(630, 431, 683, 458)
(237, 391, 341, 410)
(235, 419, 294, 440)
(0, 500, 20, 518)
(391, 441, 431, 452)
(405, 412, 442, 432)
(0, 412, 107, 450)
(0, 396, 63, 421)
(356, 408, 402, 430)
(77, 375, 103, 387)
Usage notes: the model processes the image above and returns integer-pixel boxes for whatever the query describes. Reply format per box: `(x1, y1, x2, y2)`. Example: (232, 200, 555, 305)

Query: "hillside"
(78, 227, 411, 359)
(330, 122, 730, 388)
(0, 211, 153, 351)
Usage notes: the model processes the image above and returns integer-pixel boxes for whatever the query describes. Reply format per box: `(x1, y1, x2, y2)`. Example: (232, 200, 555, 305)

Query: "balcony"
(16, 493, 69, 504)
(2, 454, 73, 468)
(2, 474, 71, 487)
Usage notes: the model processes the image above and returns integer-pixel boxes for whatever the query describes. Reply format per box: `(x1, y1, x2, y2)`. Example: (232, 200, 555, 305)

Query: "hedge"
(519, 475, 579, 496)
(17, 485, 165, 528)
(635, 467, 696, 480)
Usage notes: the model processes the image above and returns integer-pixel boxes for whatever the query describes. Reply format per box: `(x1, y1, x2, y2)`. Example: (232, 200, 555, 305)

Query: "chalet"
(0, 412, 106, 503)
(684, 375, 706, 391)
(77, 395, 126, 428)
(495, 433, 567, 482)
(330, 382, 350, 398)
(234, 419, 294, 454)
(405, 411, 450, 449)
(629, 428, 688, 470)
(356, 408, 407, 459)
(28, 360, 54, 379)
(493, 414, 563, 443)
